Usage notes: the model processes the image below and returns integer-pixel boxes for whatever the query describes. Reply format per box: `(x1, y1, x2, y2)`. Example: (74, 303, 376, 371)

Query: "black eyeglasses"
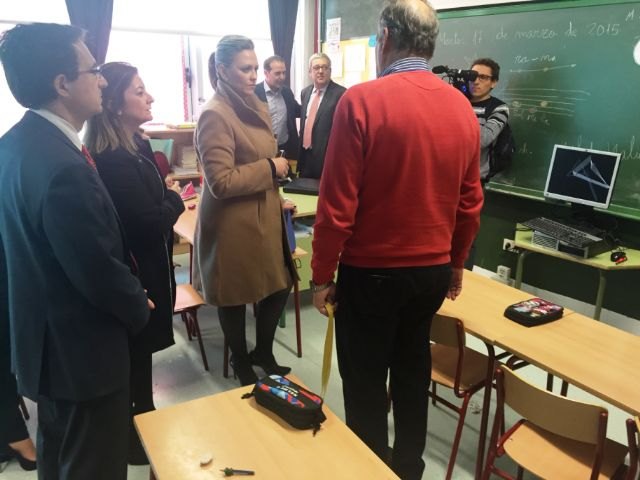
(476, 73, 494, 82)
(78, 65, 103, 76)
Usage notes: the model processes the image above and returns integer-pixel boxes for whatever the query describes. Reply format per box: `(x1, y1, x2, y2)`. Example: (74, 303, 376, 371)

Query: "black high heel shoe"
(1, 446, 37, 471)
(249, 350, 291, 376)
(229, 355, 259, 386)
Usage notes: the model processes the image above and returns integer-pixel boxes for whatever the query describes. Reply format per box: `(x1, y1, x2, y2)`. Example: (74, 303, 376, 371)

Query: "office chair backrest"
(501, 366, 607, 444)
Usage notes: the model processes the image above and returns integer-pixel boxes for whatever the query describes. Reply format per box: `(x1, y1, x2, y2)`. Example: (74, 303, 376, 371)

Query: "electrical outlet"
(503, 238, 516, 252)
(496, 265, 512, 284)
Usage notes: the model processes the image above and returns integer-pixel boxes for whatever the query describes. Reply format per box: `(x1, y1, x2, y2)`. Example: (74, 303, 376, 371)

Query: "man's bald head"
(378, 0, 439, 60)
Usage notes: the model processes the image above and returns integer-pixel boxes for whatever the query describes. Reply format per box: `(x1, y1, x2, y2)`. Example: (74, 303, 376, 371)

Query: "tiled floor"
(1, 257, 634, 479)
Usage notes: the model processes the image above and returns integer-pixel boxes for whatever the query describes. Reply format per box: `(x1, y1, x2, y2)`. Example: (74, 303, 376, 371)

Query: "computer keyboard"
(521, 217, 604, 248)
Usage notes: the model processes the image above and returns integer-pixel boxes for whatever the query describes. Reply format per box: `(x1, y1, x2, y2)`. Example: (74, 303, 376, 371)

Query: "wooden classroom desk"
(513, 228, 640, 320)
(134, 375, 399, 480)
(437, 270, 575, 478)
(494, 312, 640, 416)
(439, 270, 575, 345)
(279, 187, 318, 218)
(174, 191, 318, 245)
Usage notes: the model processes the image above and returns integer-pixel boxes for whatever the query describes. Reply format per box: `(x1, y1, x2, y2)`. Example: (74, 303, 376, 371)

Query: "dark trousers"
(36, 387, 129, 480)
(128, 348, 154, 458)
(218, 288, 290, 360)
(297, 148, 319, 179)
(335, 262, 451, 480)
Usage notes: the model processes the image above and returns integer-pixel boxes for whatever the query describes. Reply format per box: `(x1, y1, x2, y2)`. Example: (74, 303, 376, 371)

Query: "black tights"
(218, 288, 290, 363)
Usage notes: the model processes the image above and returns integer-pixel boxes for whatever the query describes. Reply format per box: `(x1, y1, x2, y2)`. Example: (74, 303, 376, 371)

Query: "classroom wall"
(320, 0, 640, 321)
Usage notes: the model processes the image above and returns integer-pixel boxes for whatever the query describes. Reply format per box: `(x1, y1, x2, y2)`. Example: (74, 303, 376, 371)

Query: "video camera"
(432, 65, 478, 96)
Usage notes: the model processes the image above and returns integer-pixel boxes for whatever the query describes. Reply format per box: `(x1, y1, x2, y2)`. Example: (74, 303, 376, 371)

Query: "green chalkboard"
(432, 0, 640, 219)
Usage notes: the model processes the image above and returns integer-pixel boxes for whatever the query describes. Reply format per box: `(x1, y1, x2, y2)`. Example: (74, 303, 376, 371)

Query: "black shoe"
(2, 446, 37, 471)
(249, 350, 291, 376)
(230, 355, 259, 386)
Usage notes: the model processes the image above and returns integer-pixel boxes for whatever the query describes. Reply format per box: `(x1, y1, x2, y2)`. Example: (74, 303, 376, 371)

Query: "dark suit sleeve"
(285, 88, 301, 118)
(96, 155, 185, 245)
(42, 165, 149, 334)
(255, 83, 267, 103)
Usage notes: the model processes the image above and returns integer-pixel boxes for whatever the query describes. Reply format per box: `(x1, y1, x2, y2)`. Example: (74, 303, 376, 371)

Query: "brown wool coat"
(193, 79, 295, 306)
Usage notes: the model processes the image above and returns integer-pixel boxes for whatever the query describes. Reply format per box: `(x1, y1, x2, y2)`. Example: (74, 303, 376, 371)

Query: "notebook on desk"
(283, 178, 320, 196)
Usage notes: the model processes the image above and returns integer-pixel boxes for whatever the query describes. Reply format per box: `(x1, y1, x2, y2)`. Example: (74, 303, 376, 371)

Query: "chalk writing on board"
(587, 23, 621, 36)
(504, 87, 590, 125)
(514, 29, 558, 40)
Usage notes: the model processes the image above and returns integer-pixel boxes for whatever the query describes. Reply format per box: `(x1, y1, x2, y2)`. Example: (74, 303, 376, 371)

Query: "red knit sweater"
(311, 71, 483, 284)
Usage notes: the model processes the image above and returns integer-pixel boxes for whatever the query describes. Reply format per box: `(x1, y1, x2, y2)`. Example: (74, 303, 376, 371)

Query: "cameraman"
(464, 58, 509, 270)
(469, 58, 509, 183)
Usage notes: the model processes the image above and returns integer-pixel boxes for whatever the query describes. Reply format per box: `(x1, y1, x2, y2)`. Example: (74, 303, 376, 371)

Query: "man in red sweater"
(310, 1, 483, 478)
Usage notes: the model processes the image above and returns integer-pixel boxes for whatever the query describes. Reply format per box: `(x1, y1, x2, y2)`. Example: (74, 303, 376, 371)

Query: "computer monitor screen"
(544, 145, 621, 209)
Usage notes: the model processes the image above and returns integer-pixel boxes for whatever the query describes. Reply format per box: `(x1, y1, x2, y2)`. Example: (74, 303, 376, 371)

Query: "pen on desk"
(221, 467, 255, 476)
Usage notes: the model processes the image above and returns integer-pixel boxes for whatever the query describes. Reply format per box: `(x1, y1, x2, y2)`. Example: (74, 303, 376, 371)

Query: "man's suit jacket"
(255, 82, 301, 160)
(0, 111, 149, 402)
(298, 80, 346, 179)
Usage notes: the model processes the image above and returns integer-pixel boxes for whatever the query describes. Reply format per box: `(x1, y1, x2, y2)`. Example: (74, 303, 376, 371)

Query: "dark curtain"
(65, 0, 114, 64)
(268, 0, 299, 87)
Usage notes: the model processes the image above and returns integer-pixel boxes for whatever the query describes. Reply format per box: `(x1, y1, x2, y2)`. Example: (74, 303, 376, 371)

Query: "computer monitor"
(544, 145, 621, 210)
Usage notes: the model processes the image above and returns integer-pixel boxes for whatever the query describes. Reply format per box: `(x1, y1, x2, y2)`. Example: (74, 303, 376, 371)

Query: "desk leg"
(594, 270, 607, 321)
(188, 244, 193, 284)
(514, 250, 529, 289)
(475, 343, 495, 480)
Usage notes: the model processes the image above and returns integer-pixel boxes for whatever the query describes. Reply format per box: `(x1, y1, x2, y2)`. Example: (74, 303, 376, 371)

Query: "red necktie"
(82, 145, 97, 170)
(303, 89, 322, 149)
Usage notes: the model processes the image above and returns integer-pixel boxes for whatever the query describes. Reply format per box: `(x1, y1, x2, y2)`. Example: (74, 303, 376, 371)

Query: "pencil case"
(504, 297, 564, 327)
(242, 375, 326, 434)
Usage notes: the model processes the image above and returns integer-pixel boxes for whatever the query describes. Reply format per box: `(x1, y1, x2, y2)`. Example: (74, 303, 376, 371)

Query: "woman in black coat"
(84, 62, 184, 465)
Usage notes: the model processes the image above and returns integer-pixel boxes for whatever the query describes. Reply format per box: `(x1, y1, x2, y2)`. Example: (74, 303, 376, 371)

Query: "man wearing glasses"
(469, 58, 510, 182)
(0, 23, 150, 479)
(298, 53, 346, 179)
(465, 58, 510, 270)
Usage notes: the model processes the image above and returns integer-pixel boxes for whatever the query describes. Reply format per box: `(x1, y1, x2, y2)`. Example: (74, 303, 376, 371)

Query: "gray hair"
(307, 52, 331, 70)
(379, 0, 439, 59)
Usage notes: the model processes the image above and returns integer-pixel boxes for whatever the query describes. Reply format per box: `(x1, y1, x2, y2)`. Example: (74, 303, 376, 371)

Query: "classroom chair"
(506, 354, 570, 397)
(428, 313, 493, 480)
(174, 284, 209, 371)
(624, 417, 639, 480)
(482, 365, 633, 480)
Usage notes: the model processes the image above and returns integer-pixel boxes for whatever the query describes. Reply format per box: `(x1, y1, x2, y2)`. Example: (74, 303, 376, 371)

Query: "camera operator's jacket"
(471, 96, 509, 181)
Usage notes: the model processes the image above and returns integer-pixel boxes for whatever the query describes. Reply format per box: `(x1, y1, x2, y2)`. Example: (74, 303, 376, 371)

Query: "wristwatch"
(310, 280, 334, 293)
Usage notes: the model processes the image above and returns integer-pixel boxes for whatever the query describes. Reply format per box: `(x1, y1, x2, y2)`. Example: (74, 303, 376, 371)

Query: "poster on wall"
(326, 17, 341, 43)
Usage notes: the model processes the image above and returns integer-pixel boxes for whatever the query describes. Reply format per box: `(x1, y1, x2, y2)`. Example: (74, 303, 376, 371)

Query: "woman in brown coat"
(193, 35, 296, 386)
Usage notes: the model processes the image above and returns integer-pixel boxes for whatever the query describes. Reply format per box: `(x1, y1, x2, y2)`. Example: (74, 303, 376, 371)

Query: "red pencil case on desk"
(504, 297, 564, 327)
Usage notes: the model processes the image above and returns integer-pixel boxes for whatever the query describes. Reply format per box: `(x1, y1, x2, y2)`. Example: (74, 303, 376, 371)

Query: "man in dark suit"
(0, 23, 150, 480)
(255, 55, 300, 160)
(299, 53, 346, 179)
